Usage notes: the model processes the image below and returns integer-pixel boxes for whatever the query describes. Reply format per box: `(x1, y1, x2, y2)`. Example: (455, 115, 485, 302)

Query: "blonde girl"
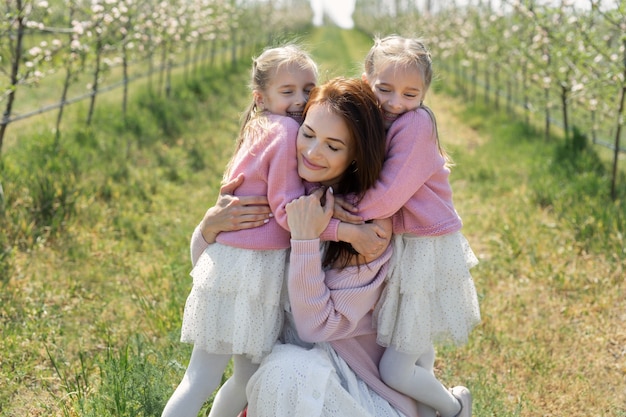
(161, 44, 318, 417)
(344, 35, 481, 417)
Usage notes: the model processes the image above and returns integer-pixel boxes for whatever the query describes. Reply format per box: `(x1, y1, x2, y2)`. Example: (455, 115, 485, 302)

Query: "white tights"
(379, 345, 461, 417)
(161, 346, 258, 417)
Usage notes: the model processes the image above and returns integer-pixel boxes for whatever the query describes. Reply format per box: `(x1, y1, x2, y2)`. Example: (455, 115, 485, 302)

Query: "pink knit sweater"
(288, 239, 419, 417)
(356, 108, 462, 236)
(215, 114, 304, 250)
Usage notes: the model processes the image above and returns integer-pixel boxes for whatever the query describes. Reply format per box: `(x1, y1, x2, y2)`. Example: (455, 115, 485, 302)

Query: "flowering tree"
(354, 0, 624, 198)
(1, 0, 63, 150)
(0, 0, 314, 152)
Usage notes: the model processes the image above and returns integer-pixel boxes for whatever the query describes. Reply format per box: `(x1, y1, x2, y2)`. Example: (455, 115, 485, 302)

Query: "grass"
(1, 25, 625, 417)
(427, 88, 625, 416)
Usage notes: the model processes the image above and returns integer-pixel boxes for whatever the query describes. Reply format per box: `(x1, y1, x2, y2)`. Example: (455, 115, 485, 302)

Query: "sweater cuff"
(190, 225, 210, 266)
(290, 238, 321, 255)
(319, 218, 339, 242)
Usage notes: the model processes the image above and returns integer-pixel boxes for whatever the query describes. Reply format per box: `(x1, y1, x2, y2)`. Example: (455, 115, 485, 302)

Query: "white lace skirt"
(180, 242, 287, 363)
(374, 232, 481, 355)
(246, 342, 407, 417)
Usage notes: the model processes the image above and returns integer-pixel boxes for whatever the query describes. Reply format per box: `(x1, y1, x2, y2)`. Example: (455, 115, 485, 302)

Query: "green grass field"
(1, 26, 624, 417)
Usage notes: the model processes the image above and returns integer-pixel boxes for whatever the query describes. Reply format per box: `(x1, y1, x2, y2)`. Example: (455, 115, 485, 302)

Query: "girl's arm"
(190, 174, 271, 265)
(335, 110, 443, 255)
(265, 118, 306, 232)
(336, 220, 391, 260)
(355, 108, 443, 220)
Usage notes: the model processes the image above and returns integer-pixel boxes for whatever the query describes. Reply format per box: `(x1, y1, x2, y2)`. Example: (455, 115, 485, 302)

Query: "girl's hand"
(286, 187, 334, 240)
(337, 218, 392, 260)
(199, 174, 272, 243)
(332, 195, 364, 225)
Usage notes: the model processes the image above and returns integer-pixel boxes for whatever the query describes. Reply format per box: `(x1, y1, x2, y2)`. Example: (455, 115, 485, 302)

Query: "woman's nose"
(305, 141, 320, 158)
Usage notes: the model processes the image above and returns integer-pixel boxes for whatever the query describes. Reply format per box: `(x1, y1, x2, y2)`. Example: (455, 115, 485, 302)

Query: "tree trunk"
(543, 87, 550, 141)
(56, 6, 76, 146)
(0, 0, 25, 153)
(87, 34, 103, 125)
(560, 84, 569, 144)
(610, 82, 625, 200)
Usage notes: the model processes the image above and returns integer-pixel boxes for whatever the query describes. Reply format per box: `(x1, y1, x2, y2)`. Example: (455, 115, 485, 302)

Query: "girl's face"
(255, 63, 317, 124)
(366, 63, 426, 129)
(297, 103, 354, 186)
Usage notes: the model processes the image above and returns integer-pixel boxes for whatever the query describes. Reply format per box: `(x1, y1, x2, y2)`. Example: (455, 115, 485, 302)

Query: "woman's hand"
(199, 174, 272, 243)
(286, 187, 334, 240)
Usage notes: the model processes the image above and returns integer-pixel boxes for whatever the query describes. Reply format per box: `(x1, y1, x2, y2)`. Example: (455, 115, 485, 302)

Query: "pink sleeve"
(190, 225, 210, 266)
(319, 218, 339, 242)
(266, 119, 306, 232)
(288, 239, 392, 343)
(357, 109, 444, 220)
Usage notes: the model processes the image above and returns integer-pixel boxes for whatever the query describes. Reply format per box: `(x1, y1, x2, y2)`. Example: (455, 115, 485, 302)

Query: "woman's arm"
(286, 190, 392, 343)
(287, 239, 392, 343)
(191, 174, 271, 265)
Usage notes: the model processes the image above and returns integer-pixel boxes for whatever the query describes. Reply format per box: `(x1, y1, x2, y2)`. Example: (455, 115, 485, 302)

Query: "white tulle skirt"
(180, 242, 287, 363)
(374, 232, 481, 355)
(246, 342, 407, 417)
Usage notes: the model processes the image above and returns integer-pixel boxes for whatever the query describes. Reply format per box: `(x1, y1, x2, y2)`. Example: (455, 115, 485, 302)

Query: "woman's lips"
(301, 155, 323, 170)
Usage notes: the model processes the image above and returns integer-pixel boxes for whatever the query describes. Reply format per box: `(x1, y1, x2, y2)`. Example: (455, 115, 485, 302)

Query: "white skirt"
(246, 342, 407, 417)
(374, 232, 481, 355)
(180, 242, 287, 363)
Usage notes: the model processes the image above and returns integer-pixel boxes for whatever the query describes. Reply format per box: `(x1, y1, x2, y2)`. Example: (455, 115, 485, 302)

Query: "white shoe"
(450, 386, 472, 417)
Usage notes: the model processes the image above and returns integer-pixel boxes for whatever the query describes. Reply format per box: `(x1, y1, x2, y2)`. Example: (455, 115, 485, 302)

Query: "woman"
(188, 78, 419, 416)
(243, 78, 419, 417)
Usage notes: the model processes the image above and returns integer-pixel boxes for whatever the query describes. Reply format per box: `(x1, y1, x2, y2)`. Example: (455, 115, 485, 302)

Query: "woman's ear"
(361, 72, 369, 84)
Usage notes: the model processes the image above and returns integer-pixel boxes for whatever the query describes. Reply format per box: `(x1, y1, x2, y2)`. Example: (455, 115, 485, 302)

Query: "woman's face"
(296, 103, 354, 186)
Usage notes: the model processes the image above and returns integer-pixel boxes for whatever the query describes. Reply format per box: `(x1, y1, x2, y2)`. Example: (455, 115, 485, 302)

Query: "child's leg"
(416, 344, 436, 372)
(379, 346, 461, 417)
(207, 354, 259, 417)
(161, 346, 231, 417)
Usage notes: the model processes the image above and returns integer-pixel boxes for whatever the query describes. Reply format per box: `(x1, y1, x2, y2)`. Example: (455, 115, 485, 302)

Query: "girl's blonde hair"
(364, 35, 451, 164)
(223, 44, 318, 181)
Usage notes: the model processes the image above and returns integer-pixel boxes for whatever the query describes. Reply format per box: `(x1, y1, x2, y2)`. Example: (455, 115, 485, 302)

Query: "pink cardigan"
(215, 114, 304, 250)
(355, 108, 462, 237)
(288, 239, 420, 417)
